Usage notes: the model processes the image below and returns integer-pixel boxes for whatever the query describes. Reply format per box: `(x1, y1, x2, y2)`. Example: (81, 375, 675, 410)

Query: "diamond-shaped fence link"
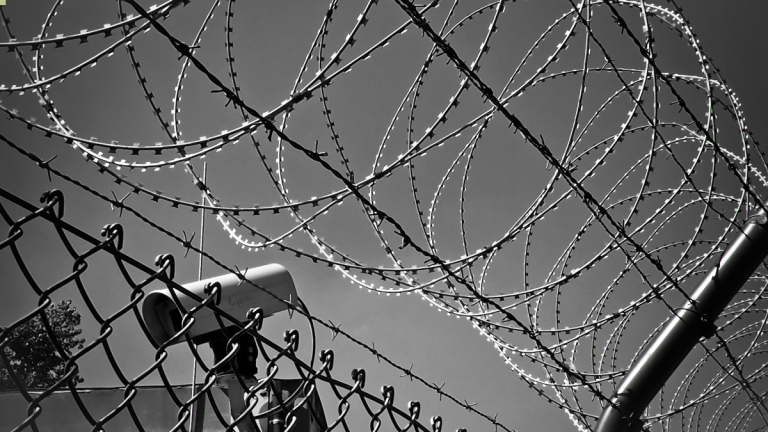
(3, 1, 768, 431)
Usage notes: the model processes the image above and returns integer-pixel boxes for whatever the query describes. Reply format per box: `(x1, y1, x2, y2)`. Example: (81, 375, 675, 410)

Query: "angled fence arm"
(595, 209, 768, 432)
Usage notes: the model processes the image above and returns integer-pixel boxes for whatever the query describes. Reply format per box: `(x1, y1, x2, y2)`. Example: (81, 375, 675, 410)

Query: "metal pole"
(188, 162, 207, 432)
(269, 381, 285, 432)
(596, 209, 768, 432)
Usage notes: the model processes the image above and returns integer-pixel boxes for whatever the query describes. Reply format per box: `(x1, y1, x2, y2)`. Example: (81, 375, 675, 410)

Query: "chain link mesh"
(0, 188, 443, 432)
(2, 1, 768, 431)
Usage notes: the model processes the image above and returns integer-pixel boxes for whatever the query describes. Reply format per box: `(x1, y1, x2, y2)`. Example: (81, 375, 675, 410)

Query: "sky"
(1, 1, 768, 432)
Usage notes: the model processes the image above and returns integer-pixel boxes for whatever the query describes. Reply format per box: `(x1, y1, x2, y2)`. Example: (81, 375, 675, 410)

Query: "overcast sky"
(1, 1, 768, 431)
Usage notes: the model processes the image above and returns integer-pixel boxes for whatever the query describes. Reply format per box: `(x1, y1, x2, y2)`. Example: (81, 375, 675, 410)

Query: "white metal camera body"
(142, 263, 297, 346)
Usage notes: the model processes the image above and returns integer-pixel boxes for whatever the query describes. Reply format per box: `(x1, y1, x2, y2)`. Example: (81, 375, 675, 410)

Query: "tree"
(0, 300, 86, 390)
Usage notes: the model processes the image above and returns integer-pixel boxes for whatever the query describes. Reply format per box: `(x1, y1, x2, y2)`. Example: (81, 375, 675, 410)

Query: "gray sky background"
(1, 1, 767, 431)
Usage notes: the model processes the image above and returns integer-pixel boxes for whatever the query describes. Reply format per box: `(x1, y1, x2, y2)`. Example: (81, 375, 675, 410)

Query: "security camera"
(142, 263, 297, 347)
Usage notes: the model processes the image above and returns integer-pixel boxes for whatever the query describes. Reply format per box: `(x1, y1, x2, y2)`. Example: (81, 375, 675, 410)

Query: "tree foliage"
(0, 300, 86, 390)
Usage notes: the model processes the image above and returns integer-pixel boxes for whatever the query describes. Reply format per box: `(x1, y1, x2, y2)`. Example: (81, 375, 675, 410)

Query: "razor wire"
(0, 187, 445, 432)
(2, 0, 768, 431)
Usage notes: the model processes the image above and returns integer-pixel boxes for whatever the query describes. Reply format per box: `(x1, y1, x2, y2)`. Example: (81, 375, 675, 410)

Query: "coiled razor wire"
(2, 0, 768, 430)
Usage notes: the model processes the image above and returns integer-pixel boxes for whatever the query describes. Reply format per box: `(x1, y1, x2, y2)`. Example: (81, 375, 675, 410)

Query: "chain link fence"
(0, 187, 443, 432)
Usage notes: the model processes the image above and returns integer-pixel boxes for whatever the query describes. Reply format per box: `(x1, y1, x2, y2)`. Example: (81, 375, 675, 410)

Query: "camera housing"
(142, 263, 297, 346)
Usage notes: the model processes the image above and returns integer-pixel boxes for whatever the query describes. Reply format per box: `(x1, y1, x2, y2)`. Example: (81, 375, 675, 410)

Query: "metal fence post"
(595, 209, 768, 432)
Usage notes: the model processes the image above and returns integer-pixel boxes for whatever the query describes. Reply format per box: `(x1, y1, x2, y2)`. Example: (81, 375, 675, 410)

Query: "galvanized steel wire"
(2, 0, 768, 430)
